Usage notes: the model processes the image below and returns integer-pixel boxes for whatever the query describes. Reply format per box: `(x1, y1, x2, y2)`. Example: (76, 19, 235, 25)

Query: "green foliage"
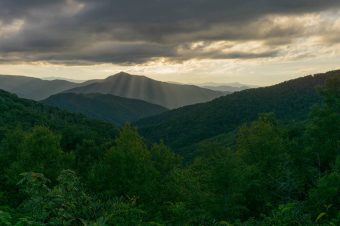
(137, 71, 338, 152)
(89, 125, 158, 201)
(105, 199, 145, 225)
(306, 156, 340, 223)
(0, 72, 339, 225)
(0, 90, 117, 137)
(0, 210, 12, 226)
(5, 127, 65, 183)
(150, 142, 181, 176)
(17, 170, 94, 225)
(257, 203, 315, 226)
(305, 76, 340, 172)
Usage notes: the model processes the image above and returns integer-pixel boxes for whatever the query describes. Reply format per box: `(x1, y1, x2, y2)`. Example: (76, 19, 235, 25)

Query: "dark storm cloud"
(0, 0, 339, 64)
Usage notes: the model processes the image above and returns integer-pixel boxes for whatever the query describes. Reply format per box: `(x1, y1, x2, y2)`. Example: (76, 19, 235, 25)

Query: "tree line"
(0, 77, 339, 225)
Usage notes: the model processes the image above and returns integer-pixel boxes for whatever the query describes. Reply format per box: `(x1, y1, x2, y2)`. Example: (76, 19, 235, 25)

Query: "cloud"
(0, 0, 339, 64)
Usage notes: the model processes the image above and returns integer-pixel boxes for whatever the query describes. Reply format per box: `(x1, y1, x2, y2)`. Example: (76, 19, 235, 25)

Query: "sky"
(0, 0, 340, 86)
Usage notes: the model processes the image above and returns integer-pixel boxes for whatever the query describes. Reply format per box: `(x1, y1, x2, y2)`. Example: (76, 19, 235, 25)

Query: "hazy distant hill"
(201, 85, 254, 92)
(136, 70, 340, 149)
(0, 75, 82, 100)
(0, 73, 225, 108)
(64, 72, 224, 109)
(197, 82, 257, 92)
(42, 93, 168, 125)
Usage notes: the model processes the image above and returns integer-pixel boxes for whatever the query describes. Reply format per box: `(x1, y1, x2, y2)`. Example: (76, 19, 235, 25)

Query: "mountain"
(201, 85, 254, 92)
(0, 89, 117, 138)
(198, 82, 254, 87)
(44, 77, 85, 83)
(0, 73, 225, 108)
(42, 93, 168, 125)
(197, 82, 258, 93)
(64, 72, 224, 109)
(197, 82, 257, 92)
(0, 73, 339, 225)
(136, 70, 340, 150)
(0, 75, 83, 100)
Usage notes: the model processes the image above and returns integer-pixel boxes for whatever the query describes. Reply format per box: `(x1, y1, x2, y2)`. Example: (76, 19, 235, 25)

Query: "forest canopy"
(0, 75, 339, 225)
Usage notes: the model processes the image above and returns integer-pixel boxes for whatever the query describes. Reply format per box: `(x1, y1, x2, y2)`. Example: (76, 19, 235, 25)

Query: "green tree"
(17, 170, 95, 226)
(228, 114, 298, 219)
(90, 125, 158, 202)
(5, 126, 66, 184)
(306, 156, 340, 224)
(150, 142, 180, 176)
(305, 76, 340, 172)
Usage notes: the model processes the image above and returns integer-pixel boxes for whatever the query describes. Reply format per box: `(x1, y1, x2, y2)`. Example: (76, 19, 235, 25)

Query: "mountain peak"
(64, 72, 224, 109)
(105, 72, 149, 80)
(116, 71, 131, 76)
(105, 72, 131, 79)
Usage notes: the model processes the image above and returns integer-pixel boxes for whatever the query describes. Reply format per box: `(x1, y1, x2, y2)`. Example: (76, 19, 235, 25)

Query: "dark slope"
(42, 93, 168, 125)
(0, 89, 117, 138)
(136, 70, 340, 150)
(0, 75, 84, 100)
(64, 72, 224, 109)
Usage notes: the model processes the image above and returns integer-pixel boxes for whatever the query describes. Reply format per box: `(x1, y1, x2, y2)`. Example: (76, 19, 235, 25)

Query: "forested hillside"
(42, 93, 168, 125)
(0, 89, 117, 138)
(0, 74, 339, 225)
(136, 70, 339, 150)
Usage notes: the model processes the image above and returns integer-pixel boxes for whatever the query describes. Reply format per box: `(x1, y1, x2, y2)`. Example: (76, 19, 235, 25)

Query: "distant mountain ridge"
(42, 93, 168, 125)
(136, 70, 340, 150)
(201, 85, 254, 92)
(64, 72, 225, 109)
(0, 73, 225, 108)
(0, 75, 83, 100)
(196, 82, 257, 92)
(44, 77, 85, 83)
(167, 81, 256, 92)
